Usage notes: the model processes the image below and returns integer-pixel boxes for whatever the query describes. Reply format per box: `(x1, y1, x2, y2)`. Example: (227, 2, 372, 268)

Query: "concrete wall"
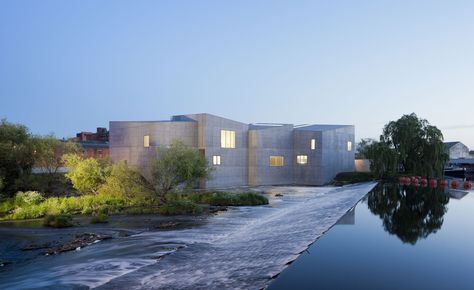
(109, 114, 356, 188)
(293, 130, 323, 185)
(320, 126, 355, 184)
(183, 114, 249, 188)
(109, 120, 197, 179)
(449, 143, 470, 159)
(250, 125, 294, 186)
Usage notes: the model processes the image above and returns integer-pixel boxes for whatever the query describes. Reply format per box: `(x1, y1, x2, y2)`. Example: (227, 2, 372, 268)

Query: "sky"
(1, 0, 474, 148)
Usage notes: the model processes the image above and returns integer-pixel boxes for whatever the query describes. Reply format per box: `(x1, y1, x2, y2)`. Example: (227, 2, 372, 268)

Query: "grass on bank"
(0, 191, 269, 220)
(0, 193, 161, 220)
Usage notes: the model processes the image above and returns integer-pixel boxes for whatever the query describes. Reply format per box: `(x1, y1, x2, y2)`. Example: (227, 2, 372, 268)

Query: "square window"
(213, 155, 221, 165)
(220, 130, 236, 148)
(269, 156, 284, 167)
(297, 155, 308, 165)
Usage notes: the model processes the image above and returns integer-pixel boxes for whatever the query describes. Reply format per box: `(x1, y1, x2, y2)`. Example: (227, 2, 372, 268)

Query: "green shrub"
(16, 191, 45, 205)
(159, 200, 203, 215)
(187, 191, 268, 206)
(1, 185, 164, 221)
(90, 213, 109, 224)
(0, 198, 17, 213)
(333, 172, 375, 186)
(98, 161, 154, 200)
(43, 214, 73, 228)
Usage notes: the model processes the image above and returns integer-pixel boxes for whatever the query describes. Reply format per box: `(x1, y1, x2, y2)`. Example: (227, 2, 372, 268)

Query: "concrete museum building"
(109, 113, 355, 188)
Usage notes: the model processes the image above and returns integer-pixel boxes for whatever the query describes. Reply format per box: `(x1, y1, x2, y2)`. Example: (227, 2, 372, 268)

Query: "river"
(0, 182, 377, 290)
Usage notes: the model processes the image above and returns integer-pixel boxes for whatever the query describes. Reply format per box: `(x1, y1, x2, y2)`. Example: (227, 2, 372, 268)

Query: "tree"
(62, 154, 110, 194)
(32, 135, 78, 188)
(356, 138, 376, 159)
(98, 161, 153, 199)
(151, 140, 211, 202)
(366, 113, 448, 177)
(367, 183, 448, 244)
(0, 119, 36, 195)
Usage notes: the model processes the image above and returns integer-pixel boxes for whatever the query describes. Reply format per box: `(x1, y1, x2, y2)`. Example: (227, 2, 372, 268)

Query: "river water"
(268, 183, 474, 290)
(0, 182, 377, 290)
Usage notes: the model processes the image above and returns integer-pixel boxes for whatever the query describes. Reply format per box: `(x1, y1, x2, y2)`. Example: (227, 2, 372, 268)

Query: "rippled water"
(0, 183, 377, 290)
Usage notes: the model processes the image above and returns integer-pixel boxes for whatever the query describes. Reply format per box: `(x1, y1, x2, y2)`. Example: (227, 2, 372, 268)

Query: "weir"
(0, 182, 377, 290)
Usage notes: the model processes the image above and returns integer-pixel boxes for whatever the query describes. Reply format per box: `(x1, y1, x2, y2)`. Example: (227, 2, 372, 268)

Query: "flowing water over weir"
(0, 182, 377, 290)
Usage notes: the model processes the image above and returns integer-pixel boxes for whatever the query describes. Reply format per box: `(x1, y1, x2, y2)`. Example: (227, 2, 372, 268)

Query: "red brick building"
(70, 127, 109, 158)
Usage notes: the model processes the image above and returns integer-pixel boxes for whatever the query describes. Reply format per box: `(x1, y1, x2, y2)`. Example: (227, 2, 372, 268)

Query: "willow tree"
(366, 113, 448, 177)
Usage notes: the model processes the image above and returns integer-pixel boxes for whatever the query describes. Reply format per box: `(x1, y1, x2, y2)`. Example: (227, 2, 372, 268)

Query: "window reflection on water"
(365, 183, 449, 245)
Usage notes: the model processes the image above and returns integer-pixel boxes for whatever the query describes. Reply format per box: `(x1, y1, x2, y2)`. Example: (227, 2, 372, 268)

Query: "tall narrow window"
(311, 139, 316, 150)
(220, 130, 236, 148)
(213, 155, 221, 165)
(347, 141, 352, 151)
(144, 135, 150, 148)
(297, 155, 308, 165)
(269, 156, 284, 167)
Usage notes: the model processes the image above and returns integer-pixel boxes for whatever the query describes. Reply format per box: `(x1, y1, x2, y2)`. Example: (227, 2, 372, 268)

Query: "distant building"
(70, 127, 109, 158)
(109, 113, 355, 188)
(444, 141, 470, 159)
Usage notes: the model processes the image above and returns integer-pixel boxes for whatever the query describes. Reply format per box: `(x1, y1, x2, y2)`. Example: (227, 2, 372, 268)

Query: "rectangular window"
(347, 141, 352, 151)
(269, 156, 284, 167)
(144, 135, 150, 148)
(297, 155, 308, 165)
(213, 155, 221, 165)
(220, 130, 236, 148)
(311, 139, 316, 150)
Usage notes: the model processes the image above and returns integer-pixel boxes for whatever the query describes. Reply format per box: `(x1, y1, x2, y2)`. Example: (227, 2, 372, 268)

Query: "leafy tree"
(356, 138, 376, 159)
(151, 140, 211, 202)
(62, 154, 110, 194)
(0, 119, 36, 195)
(366, 113, 448, 177)
(98, 161, 153, 200)
(32, 135, 78, 189)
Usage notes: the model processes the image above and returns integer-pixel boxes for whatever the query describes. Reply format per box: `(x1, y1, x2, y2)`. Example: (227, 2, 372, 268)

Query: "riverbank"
(0, 183, 377, 289)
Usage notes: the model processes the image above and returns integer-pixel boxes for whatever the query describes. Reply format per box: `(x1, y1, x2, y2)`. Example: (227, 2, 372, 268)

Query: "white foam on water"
(0, 182, 377, 290)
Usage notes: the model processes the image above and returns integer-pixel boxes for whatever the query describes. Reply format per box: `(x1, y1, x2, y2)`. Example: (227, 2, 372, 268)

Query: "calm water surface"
(269, 183, 474, 290)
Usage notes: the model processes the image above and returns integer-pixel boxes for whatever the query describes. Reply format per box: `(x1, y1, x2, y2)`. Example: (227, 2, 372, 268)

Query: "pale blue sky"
(1, 0, 474, 148)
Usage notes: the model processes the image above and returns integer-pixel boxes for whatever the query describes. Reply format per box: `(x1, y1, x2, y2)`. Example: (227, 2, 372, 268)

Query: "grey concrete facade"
(109, 113, 355, 188)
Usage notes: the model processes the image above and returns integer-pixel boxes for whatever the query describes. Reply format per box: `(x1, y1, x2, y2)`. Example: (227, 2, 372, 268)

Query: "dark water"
(268, 183, 474, 290)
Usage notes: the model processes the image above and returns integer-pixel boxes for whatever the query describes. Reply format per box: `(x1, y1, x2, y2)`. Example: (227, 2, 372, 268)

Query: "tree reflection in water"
(366, 183, 449, 244)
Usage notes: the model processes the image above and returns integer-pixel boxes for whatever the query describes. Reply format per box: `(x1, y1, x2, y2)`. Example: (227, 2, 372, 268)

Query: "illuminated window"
(144, 135, 150, 148)
(311, 139, 316, 150)
(347, 141, 352, 151)
(297, 155, 308, 165)
(269, 156, 284, 167)
(220, 130, 236, 148)
(213, 155, 221, 165)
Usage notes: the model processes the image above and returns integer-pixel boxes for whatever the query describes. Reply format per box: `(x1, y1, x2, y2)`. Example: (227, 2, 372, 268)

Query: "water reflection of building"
(336, 207, 355, 225)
